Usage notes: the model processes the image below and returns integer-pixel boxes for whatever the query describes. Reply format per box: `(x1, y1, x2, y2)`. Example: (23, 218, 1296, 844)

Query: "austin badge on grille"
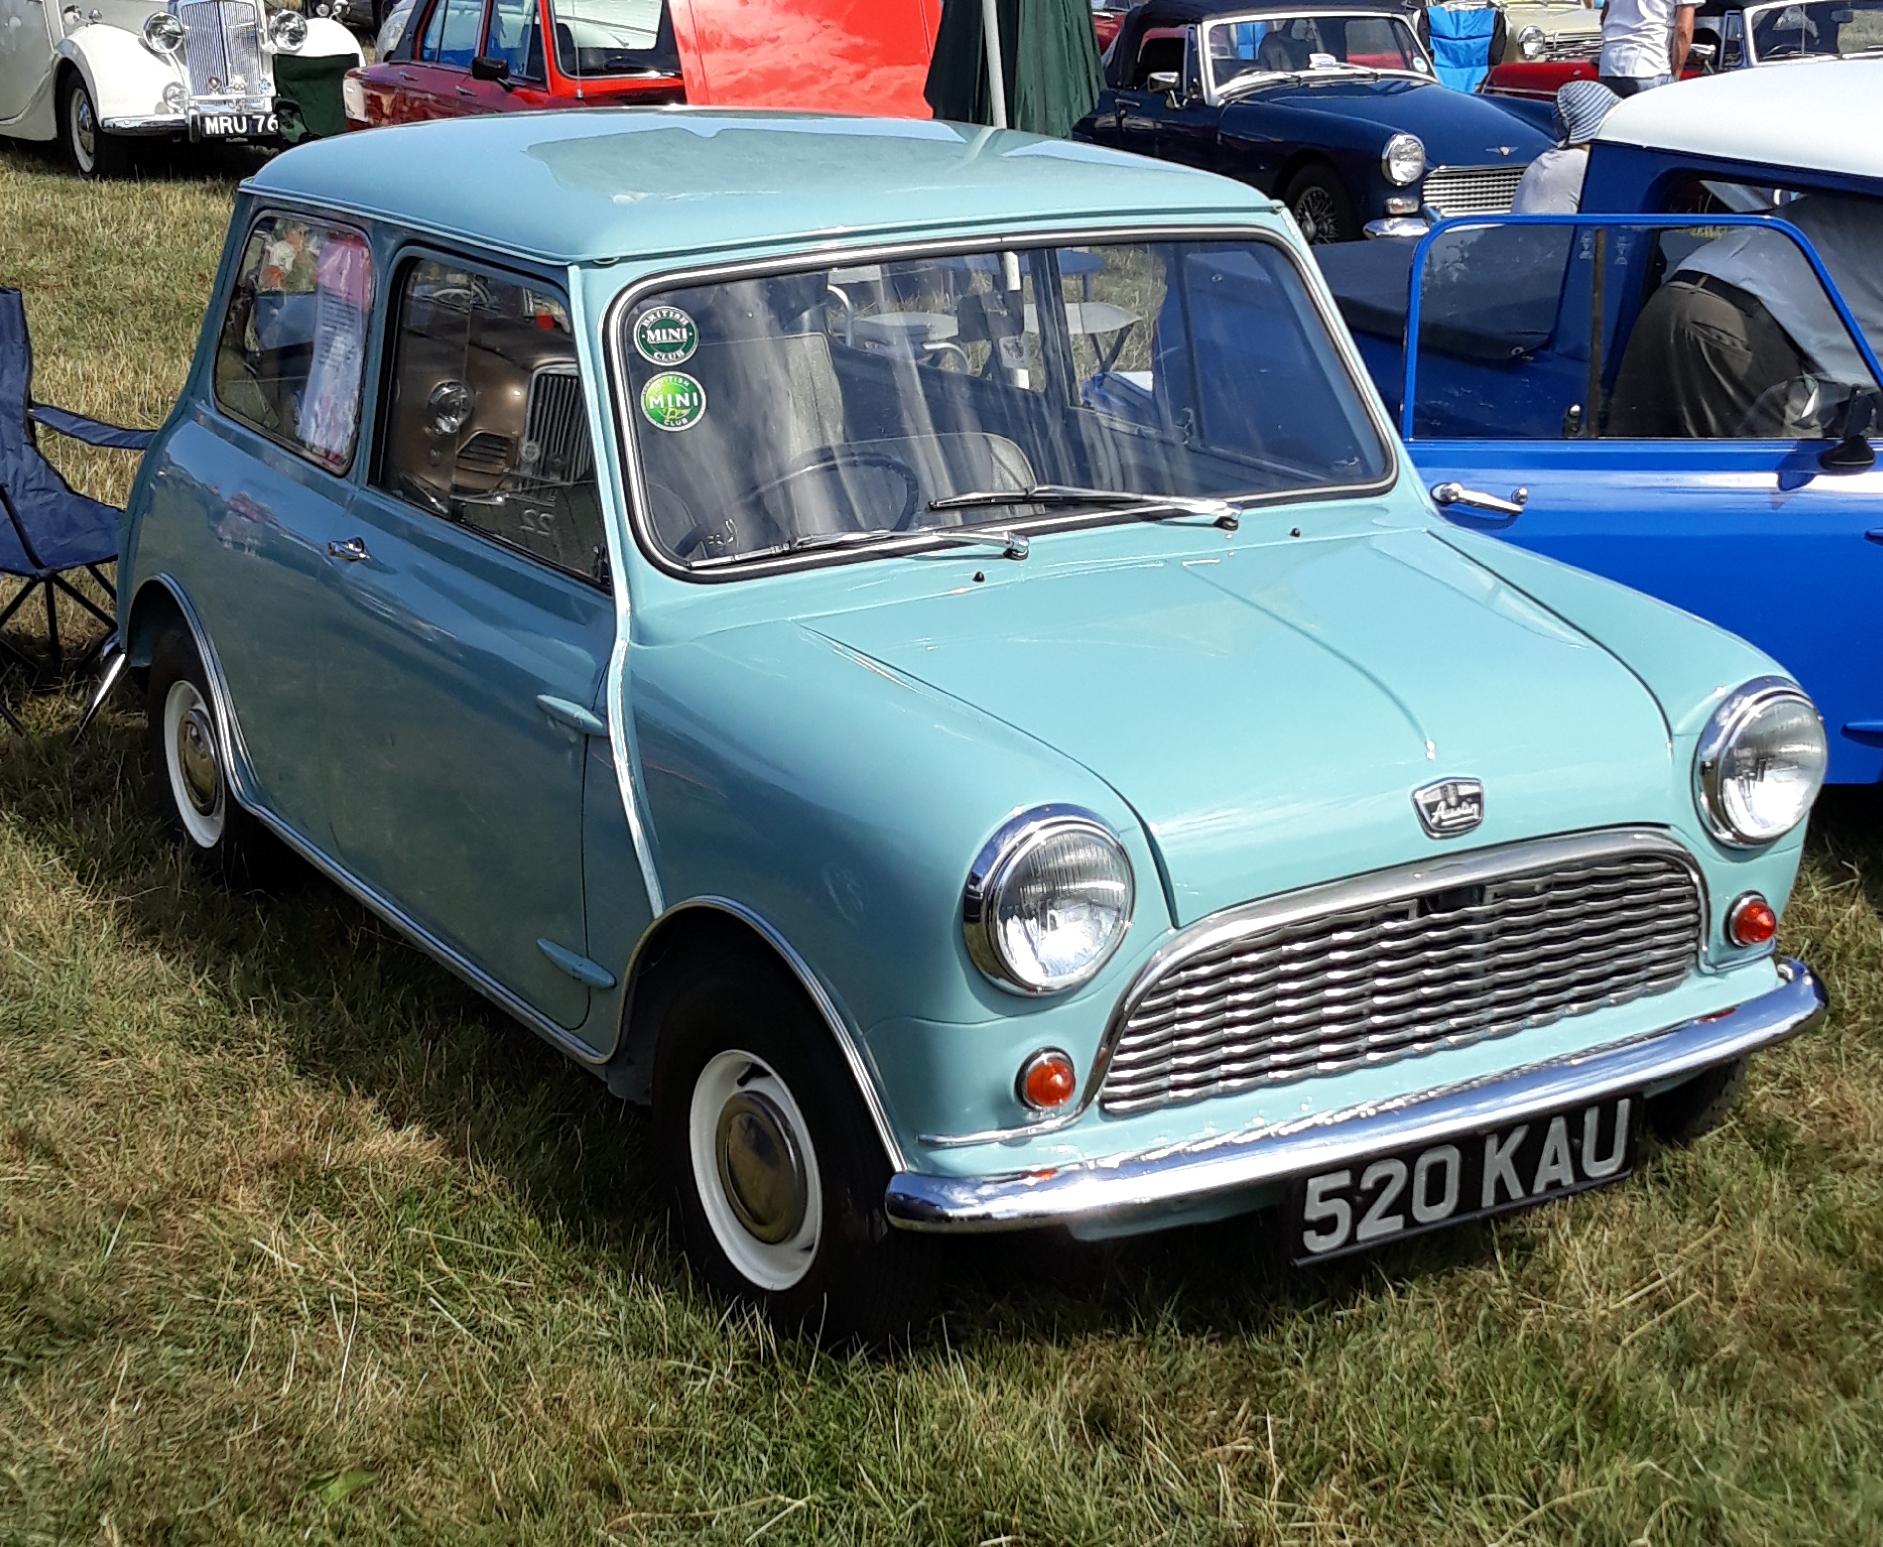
(1413, 778, 1484, 838)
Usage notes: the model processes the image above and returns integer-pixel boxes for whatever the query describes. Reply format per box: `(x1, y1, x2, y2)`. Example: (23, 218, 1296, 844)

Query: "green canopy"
(922, 0, 1103, 139)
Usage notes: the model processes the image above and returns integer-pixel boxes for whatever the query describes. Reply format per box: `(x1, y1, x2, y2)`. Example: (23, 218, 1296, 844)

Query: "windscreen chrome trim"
(600, 221, 1402, 584)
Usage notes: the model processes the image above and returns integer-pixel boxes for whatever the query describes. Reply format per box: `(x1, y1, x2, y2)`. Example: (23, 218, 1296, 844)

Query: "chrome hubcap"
(176, 705, 220, 816)
(715, 1090, 807, 1245)
(73, 92, 96, 163)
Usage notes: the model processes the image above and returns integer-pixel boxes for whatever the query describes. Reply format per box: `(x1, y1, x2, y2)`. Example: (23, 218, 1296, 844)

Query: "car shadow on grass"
(8, 693, 1883, 1348)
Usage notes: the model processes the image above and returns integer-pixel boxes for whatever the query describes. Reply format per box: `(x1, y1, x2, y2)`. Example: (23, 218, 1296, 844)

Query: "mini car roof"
(246, 111, 1268, 267)
(1593, 57, 1883, 181)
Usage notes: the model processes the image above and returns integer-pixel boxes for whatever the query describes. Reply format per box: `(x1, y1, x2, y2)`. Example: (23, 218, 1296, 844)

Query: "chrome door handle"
(1431, 482, 1529, 518)
(326, 536, 371, 562)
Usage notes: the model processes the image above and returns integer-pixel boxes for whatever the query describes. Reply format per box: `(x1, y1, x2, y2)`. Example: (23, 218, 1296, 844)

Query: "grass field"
(5, 139, 1883, 1546)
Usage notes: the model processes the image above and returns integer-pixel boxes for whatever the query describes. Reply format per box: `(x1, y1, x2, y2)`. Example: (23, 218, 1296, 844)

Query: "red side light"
(1018, 1049, 1078, 1112)
(1727, 893, 1778, 948)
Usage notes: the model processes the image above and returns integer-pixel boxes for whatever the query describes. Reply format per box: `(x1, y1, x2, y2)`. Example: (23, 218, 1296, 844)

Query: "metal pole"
(980, 0, 1009, 128)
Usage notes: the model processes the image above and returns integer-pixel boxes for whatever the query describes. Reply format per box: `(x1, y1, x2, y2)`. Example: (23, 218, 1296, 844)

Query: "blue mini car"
(1075, 0, 1551, 242)
(1322, 61, 1883, 784)
(120, 111, 1827, 1339)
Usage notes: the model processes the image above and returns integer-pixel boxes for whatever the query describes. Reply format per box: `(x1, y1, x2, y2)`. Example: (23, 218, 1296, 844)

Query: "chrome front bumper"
(885, 958, 1826, 1232)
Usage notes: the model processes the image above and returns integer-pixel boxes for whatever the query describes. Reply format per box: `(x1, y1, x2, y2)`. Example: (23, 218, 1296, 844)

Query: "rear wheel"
(1647, 1056, 1750, 1146)
(1283, 164, 1358, 244)
(61, 73, 132, 180)
(145, 627, 280, 885)
(651, 953, 937, 1345)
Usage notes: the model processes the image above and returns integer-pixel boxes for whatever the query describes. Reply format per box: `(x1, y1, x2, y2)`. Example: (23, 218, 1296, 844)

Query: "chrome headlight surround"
(1519, 24, 1546, 59)
(963, 805, 1135, 996)
(1693, 677, 1827, 847)
(143, 12, 186, 52)
(1382, 133, 1426, 187)
(269, 9, 308, 50)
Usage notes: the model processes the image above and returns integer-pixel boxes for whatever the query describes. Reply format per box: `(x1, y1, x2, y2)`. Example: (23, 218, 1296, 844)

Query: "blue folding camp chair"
(0, 287, 154, 730)
(1420, 4, 1505, 93)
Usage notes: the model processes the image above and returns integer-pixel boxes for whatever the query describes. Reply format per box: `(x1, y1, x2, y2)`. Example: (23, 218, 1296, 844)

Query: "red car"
(346, 0, 943, 127)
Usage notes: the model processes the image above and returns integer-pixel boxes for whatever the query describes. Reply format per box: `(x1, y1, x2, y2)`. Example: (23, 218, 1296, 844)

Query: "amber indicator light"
(1727, 893, 1778, 948)
(1018, 1049, 1078, 1111)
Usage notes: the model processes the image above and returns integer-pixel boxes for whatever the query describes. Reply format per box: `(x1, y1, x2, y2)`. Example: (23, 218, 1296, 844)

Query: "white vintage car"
(0, 0, 360, 176)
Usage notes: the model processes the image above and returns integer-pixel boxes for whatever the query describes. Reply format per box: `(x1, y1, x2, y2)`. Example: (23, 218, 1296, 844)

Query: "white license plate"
(194, 113, 278, 139)
(1288, 1094, 1637, 1263)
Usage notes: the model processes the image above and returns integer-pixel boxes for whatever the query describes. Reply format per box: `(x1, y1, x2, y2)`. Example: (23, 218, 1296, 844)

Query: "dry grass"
(6, 140, 1883, 1546)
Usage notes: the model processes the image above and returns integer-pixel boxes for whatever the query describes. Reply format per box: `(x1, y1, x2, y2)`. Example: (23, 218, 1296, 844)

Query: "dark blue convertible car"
(1074, 0, 1551, 243)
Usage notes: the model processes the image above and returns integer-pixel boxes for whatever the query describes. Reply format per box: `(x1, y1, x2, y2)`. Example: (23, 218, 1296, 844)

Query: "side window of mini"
(420, 0, 485, 66)
(212, 212, 373, 473)
(376, 256, 609, 585)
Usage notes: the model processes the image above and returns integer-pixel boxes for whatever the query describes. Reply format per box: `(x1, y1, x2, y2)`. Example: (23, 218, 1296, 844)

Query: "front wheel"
(1282, 164, 1358, 245)
(1646, 1056, 1750, 1146)
(61, 74, 132, 180)
(651, 957, 938, 1345)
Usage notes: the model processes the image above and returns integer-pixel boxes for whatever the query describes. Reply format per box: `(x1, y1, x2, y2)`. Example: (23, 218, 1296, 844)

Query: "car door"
(0, 0, 56, 125)
(1394, 214, 1883, 783)
(398, 0, 488, 119)
(319, 251, 616, 1030)
(1104, 26, 1190, 158)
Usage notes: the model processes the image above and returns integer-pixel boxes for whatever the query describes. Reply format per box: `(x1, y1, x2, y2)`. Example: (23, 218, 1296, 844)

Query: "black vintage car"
(1076, 0, 1552, 242)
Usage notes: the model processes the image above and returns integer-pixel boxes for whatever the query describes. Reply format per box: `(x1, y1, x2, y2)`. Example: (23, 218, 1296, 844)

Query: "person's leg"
(1608, 278, 1807, 438)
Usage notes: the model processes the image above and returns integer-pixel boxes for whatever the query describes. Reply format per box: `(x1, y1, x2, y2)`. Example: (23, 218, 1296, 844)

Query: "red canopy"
(668, 0, 945, 117)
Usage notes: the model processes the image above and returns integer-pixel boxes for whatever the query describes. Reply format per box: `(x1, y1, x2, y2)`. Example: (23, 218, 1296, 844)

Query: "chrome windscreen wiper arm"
(929, 484, 1242, 530)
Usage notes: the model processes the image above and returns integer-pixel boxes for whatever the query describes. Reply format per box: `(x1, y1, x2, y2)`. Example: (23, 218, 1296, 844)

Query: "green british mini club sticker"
(633, 305, 698, 366)
(640, 371, 706, 433)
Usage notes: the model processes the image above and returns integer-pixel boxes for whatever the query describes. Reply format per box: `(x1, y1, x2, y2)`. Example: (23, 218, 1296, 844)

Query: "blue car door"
(316, 254, 617, 1031)
(1386, 214, 1883, 784)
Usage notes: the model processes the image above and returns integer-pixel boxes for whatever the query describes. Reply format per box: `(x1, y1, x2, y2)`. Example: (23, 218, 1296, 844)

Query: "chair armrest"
(28, 402, 156, 451)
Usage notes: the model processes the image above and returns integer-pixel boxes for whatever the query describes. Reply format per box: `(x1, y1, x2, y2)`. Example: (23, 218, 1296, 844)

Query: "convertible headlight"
(1519, 24, 1546, 60)
(963, 806, 1135, 995)
(1382, 133, 1425, 187)
(1693, 678, 1827, 846)
(143, 12, 185, 51)
(269, 9, 308, 49)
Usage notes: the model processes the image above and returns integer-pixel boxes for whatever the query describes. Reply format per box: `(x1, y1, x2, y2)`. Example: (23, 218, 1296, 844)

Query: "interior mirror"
(470, 54, 510, 83)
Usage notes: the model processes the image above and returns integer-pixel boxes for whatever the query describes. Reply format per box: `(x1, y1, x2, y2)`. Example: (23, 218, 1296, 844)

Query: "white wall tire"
(689, 1050, 824, 1291)
(161, 677, 228, 850)
(61, 74, 130, 180)
(649, 950, 938, 1345)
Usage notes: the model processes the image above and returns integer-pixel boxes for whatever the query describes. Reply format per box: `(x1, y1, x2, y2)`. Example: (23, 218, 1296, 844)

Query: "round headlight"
(1693, 678, 1827, 846)
(1382, 133, 1425, 188)
(143, 12, 186, 51)
(426, 378, 474, 438)
(963, 806, 1135, 995)
(269, 9, 308, 49)
(1519, 24, 1546, 60)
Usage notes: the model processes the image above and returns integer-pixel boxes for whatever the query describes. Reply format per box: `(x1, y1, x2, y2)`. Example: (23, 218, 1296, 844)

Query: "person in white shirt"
(1512, 80, 1621, 214)
(1598, 0, 1700, 94)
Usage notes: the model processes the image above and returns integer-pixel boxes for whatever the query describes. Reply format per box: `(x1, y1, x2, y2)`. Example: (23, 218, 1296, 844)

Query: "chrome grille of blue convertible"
(1097, 839, 1704, 1117)
(179, 1, 266, 97)
(1422, 164, 1527, 219)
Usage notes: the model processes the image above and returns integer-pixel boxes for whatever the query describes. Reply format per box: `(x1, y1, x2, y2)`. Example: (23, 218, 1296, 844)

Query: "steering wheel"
(735, 446, 924, 536)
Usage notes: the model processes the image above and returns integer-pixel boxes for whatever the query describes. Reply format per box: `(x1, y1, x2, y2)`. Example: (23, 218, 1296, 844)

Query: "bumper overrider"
(886, 958, 1825, 1231)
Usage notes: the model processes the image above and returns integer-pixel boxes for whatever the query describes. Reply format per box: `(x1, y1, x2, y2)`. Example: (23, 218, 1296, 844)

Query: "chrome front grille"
(523, 366, 594, 487)
(178, 1, 267, 97)
(1098, 835, 1705, 1117)
(1423, 164, 1527, 219)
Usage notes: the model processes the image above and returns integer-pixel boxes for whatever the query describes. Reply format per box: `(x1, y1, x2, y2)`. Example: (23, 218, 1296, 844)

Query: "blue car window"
(377, 258, 607, 585)
(1400, 218, 1882, 441)
(484, 0, 545, 79)
(422, 0, 485, 67)
(618, 238, 1391, 572)
(212, 214, 373, 474)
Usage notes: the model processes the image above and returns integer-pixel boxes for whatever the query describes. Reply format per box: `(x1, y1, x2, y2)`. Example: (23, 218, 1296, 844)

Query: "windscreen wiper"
(929, 484, 1242, 531)
(694, 524, 1030, 566)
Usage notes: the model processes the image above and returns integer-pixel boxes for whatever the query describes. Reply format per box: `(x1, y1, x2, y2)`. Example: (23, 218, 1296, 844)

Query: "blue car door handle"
(326, 536, 371, 563)
(537, 694, 608, 738)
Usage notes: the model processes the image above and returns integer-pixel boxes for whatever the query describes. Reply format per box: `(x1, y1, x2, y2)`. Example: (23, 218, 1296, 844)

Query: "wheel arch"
(609, 897, 907, 1172)
(56, 29, 176, 125)
(124, 575, 261, 810)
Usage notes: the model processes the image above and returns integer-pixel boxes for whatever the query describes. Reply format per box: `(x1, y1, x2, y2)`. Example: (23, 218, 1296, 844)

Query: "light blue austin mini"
(120, 111, 1829, 1339)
